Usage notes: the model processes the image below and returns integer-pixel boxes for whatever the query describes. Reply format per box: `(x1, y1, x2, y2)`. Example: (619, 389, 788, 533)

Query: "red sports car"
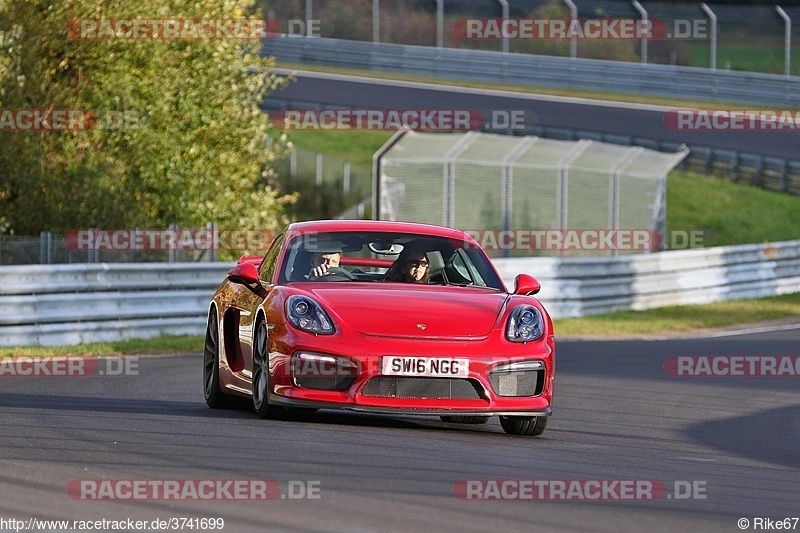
(203, 220, 554, 436)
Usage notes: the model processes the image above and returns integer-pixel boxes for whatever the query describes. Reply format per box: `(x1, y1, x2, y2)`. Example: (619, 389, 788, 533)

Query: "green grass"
(286, 129, 393, 169)
(0, 335, 203, 358)
(555, 293, 800, 337)
(666, 171, 800, 247)
(687, 44, 800, 75)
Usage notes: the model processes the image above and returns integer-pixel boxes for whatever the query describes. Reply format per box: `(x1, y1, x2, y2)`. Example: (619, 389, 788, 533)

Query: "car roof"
(285, 220, 473, 241)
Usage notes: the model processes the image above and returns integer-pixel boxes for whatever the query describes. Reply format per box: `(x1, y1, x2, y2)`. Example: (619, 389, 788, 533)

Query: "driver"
(308, 251, 341, 278)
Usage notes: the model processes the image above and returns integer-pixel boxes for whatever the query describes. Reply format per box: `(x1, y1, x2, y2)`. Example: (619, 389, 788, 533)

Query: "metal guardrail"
(2, 240, 799, 345)
(263, 37, 800, 107)
(494, 240, 800, 318)
(0, 263, 230, 347)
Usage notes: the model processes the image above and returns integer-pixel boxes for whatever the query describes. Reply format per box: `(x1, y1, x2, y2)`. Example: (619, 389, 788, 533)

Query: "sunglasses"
(406, 260, 429, 268)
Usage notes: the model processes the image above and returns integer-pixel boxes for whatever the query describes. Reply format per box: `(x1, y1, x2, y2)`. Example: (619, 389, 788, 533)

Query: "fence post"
(305, 0, 314, 37)
(315, 152, 323, 186)
(443, 132, 478, 227)
(169, 223, 178, 263)
(502, 137, 536, 257)
(780, 160, 788, 192)
(208, 222, 217, 262)
(562, 0, 578, 58)
(343, 162, 351, 195)
(497, 0, 509, 54)
(557, 140, 591, 232)
(776, 6, 791, 77)
(436, 0, 444, 48)
(701, 3, 717, 70)
(40, 231, 52, 264)
(632, 1, 648, 64)
(373, 0, 380, 43)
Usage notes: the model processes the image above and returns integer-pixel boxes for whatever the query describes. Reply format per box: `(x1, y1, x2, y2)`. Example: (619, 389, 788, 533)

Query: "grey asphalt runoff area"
(0, 328, 798, 532)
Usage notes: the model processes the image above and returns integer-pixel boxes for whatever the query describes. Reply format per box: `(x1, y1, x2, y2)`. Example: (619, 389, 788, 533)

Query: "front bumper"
(269, 394, 553, 418)
(265, 324, 555, 415)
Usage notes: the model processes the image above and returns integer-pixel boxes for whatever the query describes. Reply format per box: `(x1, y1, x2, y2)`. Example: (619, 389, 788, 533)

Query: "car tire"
(203, 309, 232, 409)
(499, 416, 548, 436)
(252, 319, 284, 419)
(440, 415, 491, 424)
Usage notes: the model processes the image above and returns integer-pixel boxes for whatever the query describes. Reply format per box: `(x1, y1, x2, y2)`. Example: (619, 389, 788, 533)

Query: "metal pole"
(40, 231, 46, 264)
(169, 224, 177, 263)
(436, 0, 444, 48)
(343, 162, 351, 195)
(315, 152, 323, 186)
(777, 6, 791, 77)
(372, 128, 411, 220)
(701, 3, 717, 70)
(497, 0, 509, 54)
(562, 0, 578, 58)
(373, 0, 380, 43)
(632, 0, 648, 64)
(209, 222, 217, 263)
(305, 0, 313, 37)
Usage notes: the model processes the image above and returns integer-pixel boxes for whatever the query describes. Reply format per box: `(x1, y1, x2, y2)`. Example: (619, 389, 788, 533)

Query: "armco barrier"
(0, 263, 231, 347)
(1, 240, 799, 346)
(493, 240, 800, 318)
(263, 37, 800, 107)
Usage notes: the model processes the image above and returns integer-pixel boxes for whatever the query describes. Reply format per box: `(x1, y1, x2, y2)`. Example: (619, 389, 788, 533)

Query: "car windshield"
(278, 231, 504, 290)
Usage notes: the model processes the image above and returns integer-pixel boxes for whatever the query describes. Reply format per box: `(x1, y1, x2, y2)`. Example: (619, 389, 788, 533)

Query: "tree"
(0, 0, 294, 236)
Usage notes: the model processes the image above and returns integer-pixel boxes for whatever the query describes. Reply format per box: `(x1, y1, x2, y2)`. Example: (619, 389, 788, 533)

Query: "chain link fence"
(376, 130, 688, 257)
(259, 0, 800, 74)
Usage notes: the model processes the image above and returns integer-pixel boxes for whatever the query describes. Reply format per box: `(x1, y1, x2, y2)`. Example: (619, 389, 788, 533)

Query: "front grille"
(293, 375, 356, 391)
(488, 369, 543, 397)
(361, 377, 484, 400)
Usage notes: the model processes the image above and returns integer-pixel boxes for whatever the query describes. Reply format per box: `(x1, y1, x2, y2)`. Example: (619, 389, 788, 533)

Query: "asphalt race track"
(1, 329, 798, 532)
(270, 70, 800, 160)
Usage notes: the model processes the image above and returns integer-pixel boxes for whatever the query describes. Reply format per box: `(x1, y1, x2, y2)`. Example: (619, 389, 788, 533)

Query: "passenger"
(384, 246, 430, 284)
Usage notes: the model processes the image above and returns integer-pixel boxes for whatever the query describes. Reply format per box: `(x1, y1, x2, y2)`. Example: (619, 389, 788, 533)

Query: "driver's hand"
(310, 264, 330, 277)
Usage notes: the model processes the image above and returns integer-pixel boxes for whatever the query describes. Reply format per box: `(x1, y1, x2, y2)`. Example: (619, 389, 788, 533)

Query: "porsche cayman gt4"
(203, 220, 554, 436)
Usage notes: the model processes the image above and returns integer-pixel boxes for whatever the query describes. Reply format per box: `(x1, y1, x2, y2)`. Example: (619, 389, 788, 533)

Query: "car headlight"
(286, 296, 335, 335)
(505, 305, 544, 342)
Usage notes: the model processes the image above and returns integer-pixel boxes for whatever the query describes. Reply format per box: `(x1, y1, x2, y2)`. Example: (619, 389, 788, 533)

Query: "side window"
(259, 234, 285, 283)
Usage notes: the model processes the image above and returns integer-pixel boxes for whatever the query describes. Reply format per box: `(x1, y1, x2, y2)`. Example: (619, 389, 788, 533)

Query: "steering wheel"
(308, 267, 355, 281)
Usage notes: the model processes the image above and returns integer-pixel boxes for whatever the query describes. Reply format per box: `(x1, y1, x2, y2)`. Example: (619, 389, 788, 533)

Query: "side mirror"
(513, 274, 541, 295)
(227, 262, 267, 297)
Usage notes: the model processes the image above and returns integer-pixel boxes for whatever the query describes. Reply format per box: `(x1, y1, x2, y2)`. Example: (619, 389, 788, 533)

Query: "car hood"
(302, 284, 509, 339)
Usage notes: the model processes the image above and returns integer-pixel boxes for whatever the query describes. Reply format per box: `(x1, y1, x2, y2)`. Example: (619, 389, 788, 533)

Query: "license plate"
(381, 356, 469, 378)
